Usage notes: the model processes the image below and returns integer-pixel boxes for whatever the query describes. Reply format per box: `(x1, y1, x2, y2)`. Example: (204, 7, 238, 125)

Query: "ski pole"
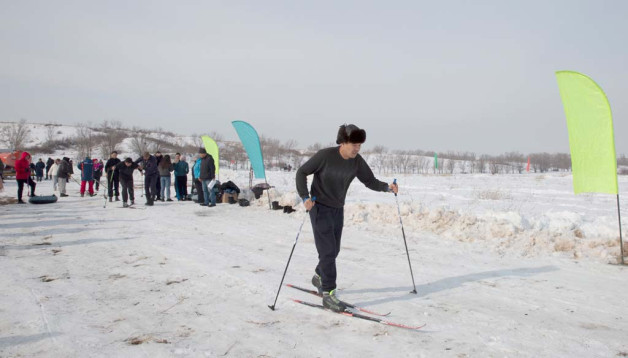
(392, 179, 417, 294)
(268, 196, 316, 311)
(104, 170, 114, 208)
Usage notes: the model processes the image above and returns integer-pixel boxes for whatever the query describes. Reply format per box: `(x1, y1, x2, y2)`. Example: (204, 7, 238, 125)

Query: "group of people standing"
(10, 146, 218, 208)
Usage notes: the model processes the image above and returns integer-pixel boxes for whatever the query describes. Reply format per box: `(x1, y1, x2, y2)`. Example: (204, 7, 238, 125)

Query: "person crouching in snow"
(296, 124, 398, 312)
(77, 156, 95, 197)
(115, 157, 140, 207)
(15, 151, 36, 203)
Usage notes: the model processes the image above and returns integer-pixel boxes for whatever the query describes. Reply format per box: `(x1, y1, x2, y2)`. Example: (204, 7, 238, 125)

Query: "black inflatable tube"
(28, 195, 58, 204)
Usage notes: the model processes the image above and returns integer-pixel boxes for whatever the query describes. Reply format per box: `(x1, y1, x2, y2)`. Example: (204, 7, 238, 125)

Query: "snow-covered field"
(1, 170, 627, 357)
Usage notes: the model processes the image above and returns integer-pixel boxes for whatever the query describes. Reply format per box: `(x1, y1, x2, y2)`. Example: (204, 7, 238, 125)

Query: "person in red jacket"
(15, 151, 36, 204)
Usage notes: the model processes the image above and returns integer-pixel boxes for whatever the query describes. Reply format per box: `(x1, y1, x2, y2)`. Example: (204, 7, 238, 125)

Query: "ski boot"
(322, 289, 347, 313)
(312, 273, 323, 294)
(123, 202, 129, 208)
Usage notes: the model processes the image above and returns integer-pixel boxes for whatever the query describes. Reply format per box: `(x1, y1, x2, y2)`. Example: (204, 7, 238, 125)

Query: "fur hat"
(336, 124, 366, 144)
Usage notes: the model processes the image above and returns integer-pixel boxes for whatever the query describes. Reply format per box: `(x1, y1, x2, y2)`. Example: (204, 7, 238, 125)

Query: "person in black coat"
(115, 158, 140, 207)
(105, 151, 121, 202)
(154, 151, 163, 200)
(45, 157, 54, 180)
(35, 159, 46, 182)
(135, 152, 158, 206)
(197, 148, 216, 207)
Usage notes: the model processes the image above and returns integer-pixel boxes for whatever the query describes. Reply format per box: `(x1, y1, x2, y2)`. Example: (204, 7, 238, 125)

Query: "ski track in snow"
(1, 171, 627, 357)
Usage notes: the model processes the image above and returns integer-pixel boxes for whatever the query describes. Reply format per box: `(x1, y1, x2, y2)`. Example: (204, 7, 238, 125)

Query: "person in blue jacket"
(77, 156, 95, 197)
(173, 153, 189, 201)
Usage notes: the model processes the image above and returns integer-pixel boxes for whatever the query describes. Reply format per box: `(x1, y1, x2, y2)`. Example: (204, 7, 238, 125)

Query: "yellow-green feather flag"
(201, 135, 219, 176)
(556, 71, 618, 195)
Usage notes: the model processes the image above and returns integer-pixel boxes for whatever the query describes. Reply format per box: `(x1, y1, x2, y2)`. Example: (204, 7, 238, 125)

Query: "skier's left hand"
(389, 182, 398, 194)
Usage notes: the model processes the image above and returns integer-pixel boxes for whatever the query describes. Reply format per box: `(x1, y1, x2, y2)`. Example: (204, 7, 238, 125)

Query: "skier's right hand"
(303, 198, 315, 211)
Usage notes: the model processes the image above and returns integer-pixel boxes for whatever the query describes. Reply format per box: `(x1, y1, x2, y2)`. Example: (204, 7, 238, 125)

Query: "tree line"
(3, 119, 628, 174)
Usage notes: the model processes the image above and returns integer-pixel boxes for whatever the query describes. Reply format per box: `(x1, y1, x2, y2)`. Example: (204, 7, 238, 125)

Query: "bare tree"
(445, 158, 456, 174)
(45, 124, 56, 144)
(1, 119, 31, 150)
(371, 145, 388, 174)
(394, 150, 413, 174)
(208, 131, 224, 142)
(75, 123, 96, 158)
(99, 120, 125, 158)
(130, 130, 151, 157)
(307, 142, 323, 153)
(476, 155, 488, 174)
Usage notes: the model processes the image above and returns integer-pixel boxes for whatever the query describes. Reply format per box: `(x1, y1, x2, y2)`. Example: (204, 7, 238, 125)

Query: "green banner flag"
(434, 153, 438, 169)
(556, 71, 618, 194)
(201, 135, 220, 176)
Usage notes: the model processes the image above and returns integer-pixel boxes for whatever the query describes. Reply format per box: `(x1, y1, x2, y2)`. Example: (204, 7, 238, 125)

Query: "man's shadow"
(344, 265, 558, 307)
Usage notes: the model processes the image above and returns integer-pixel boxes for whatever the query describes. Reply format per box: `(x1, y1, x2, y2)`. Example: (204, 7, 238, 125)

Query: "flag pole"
(617, 194, 625, 265)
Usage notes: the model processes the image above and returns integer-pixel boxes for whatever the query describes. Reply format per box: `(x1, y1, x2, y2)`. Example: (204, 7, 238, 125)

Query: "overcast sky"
(2, 1, 627, 154)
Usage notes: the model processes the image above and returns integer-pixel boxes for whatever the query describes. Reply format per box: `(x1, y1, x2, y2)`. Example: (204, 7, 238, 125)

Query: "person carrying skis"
(115, 157, 140, 207)
(296, 124, 398, 312)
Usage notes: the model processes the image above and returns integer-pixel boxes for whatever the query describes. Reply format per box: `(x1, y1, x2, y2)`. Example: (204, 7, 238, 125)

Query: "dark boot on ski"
(131, 200, 135, 206)
(312, 273, 323, 294)
(115, 196, 120, 201)
(123, 202, 129, 208)
(108, 197, 112, 202)
(322, 290, 347, 313)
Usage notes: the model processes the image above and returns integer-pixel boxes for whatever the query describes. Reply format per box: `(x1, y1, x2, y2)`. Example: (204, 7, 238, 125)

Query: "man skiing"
(296, 124, 398, 312)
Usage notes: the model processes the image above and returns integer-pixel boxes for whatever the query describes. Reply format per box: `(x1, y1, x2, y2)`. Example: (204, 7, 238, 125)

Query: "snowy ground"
(1, 171, 627, 357)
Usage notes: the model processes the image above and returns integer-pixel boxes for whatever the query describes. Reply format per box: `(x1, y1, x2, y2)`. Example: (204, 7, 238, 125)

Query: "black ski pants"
(120, 178, 134, 203)
(193, 178, 204, 203)
(144, 174, 158, 203)
(309, 203, 344, 292)
(16, 177, 36, 200)
(175, 175, 187, 199)
(107, 172, 120, 198)
(155, 175, 161, 198)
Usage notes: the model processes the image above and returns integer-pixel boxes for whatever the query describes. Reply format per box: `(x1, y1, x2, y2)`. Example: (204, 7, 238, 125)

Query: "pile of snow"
(263, 171, 627, 263)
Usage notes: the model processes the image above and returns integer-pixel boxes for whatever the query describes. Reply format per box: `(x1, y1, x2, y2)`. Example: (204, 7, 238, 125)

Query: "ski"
(286, 284, 390, 316)
(291, 299, 425, 331)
